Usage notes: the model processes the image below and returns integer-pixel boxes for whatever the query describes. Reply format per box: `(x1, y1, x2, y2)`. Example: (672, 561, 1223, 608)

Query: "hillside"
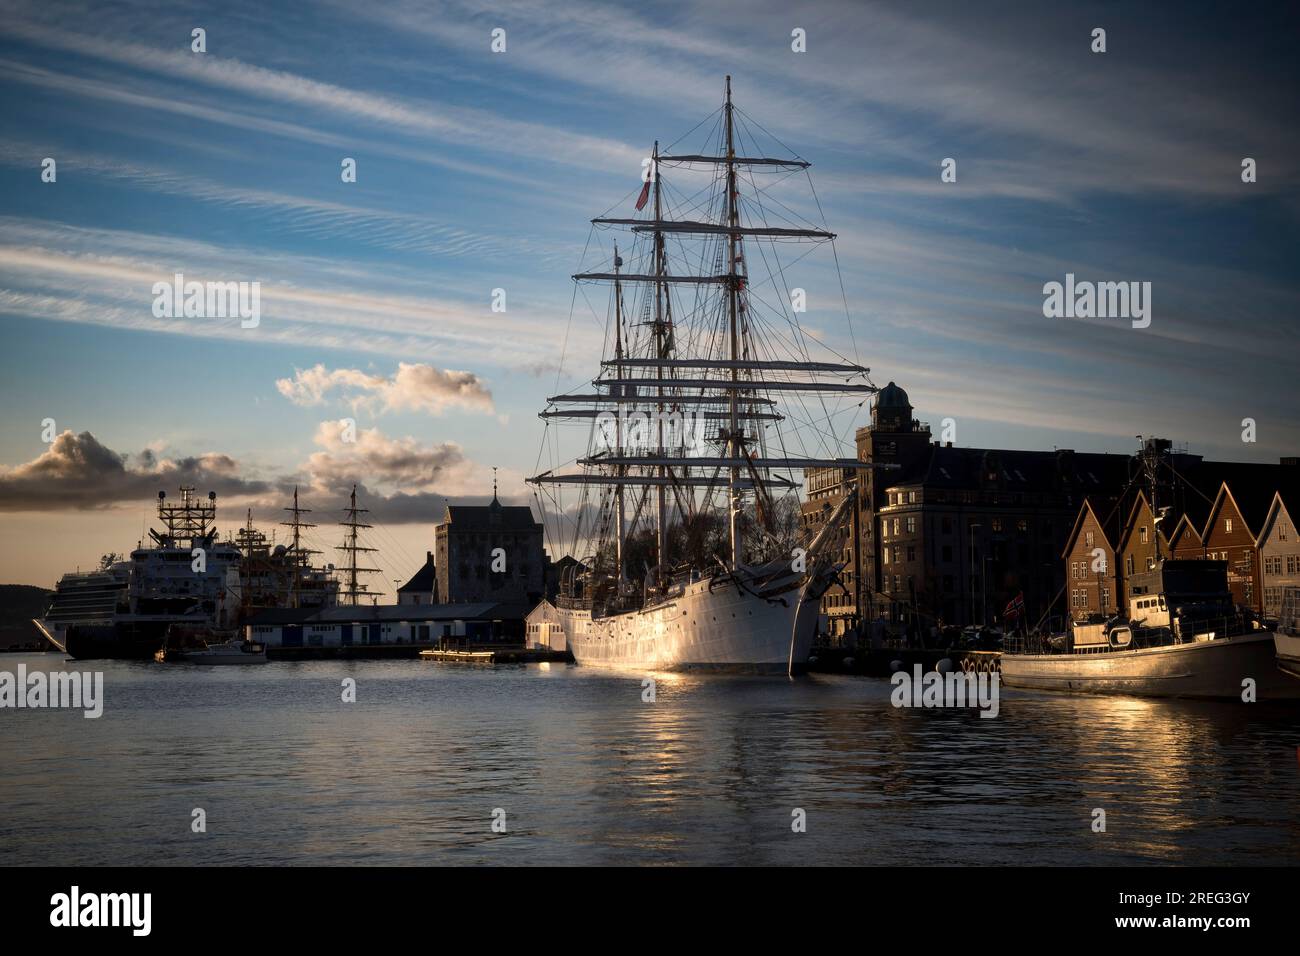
(0, 584, 52, 649)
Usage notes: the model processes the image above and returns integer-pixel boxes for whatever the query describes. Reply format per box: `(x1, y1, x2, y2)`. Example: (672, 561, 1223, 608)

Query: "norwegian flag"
(1003, 592, 1025, 620)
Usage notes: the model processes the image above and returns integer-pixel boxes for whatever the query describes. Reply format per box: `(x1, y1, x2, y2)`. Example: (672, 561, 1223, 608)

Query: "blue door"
(341, 624, 353, 646)
(283, 625, 303, 647)
(368, 624, 381, 645)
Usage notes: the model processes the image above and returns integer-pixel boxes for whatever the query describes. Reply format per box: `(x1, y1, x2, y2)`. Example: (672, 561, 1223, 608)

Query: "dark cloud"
(0, 429, 523, 526)
(0, 430, 273, 511)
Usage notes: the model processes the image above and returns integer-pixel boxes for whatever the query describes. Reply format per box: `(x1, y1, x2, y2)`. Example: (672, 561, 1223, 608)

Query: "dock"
(419, 647, 571, 664)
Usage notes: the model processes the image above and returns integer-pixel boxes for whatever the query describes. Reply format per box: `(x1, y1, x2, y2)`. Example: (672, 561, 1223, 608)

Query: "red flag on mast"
(635, 179, 651, 211)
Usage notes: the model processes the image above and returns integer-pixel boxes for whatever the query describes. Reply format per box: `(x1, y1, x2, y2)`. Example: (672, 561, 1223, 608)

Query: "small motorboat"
(181, 639, 270, 665)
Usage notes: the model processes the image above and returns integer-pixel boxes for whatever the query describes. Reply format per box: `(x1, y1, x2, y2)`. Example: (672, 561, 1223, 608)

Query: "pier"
(267, 643, 571, 663)
(419, 648, 571, 664)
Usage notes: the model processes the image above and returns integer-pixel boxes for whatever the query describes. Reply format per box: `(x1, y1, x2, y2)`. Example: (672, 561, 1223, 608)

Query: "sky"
(1, 0, 1298, 588)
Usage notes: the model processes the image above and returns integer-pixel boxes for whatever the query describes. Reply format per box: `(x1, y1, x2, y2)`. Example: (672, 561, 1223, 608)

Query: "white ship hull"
(551, 570, 822, 673)
(1275, 632, 1300, 681)
(1001, 631, 1300, 700)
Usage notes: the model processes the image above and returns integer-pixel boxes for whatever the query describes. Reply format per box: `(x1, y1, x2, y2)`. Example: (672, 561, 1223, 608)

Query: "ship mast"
(1138, 437, 1170, 564)
(530, 78, 899, 590)
(613, 244, 626, 589)
(336, 484, 382, 606)
(724, 74, 741, 568)
(652, 139, 668, 590)
(281, 485, 319, 608)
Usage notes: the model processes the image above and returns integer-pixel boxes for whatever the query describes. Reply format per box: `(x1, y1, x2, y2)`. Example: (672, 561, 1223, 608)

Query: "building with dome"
(805, 381, 1133, 636)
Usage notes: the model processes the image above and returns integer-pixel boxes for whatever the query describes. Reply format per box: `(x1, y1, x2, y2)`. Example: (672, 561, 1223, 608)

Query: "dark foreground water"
(2, 651, 1299, 865)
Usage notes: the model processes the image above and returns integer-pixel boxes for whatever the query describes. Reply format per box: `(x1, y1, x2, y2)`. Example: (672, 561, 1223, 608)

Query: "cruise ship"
(527, 78, 891, 673)
(36, 486, 338, 659)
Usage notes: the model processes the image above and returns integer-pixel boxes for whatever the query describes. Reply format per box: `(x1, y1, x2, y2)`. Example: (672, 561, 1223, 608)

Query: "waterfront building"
(800, 466, 859, 639)
(1200, 481, 1274, 612)
(1259, 490, 1300, 618)
(396, 551, 438, 605)
(1061, 497, 1122, 619)
(826, 381, 1133, 632)
(1065, 460, 1299, 620)
(434, 491, 545, 606)
(809, 388, 1300, 636)
(1114, 491, 1171, 610)
(524, 600, 568, 652)
(245, 601, 529, 648)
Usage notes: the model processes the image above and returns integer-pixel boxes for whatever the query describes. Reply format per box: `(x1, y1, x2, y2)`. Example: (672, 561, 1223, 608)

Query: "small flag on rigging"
(635, 178, 651, 211)
(1003, 591, 1025, 620)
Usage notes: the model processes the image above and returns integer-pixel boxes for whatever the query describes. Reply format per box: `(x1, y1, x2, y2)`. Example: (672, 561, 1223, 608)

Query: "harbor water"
(2, 651, 1299, 865)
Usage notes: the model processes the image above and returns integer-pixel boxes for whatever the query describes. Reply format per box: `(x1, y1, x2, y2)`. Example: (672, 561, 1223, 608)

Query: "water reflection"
(1, 653, 1297, 865)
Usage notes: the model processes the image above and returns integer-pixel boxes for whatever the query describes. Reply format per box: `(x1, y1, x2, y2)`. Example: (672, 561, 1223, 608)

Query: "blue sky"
(1, 0, 1298, 587)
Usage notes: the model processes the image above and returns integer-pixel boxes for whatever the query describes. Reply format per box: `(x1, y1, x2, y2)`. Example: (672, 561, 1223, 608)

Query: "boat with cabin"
(1001, 559, 1300, 699)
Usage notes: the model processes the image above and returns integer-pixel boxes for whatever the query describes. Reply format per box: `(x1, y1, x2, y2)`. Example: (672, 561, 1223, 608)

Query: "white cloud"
(276, 363, 495, 416)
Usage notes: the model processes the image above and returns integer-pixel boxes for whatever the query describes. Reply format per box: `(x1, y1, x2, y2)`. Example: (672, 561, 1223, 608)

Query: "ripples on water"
(2, 652, 1298, 865)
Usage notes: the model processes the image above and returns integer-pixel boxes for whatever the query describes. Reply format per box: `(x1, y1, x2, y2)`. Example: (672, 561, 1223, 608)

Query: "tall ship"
(36, 486, 339, 659)
(527, 77, 889, 673)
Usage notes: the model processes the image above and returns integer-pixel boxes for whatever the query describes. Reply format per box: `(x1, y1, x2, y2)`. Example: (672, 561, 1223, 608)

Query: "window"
(1084, 530, 1094, 548)
(1126, 555, 1134, 575)
(942, 545, 953, 562)
(1226, 518, 1233, 533)
(892, 518, 900, 536)
(906, 517, 916, 534)
(908, 491, 917, 504)
(1017, 519, 1028, 533)
(1101, 587, 1110, 607)
(1146, 557, 1156, 571)
(883, 548, 890, 566)
(992, 518, 1003, 533)
(907, 546, 916, 562)
(1139, 526, 1148, 544)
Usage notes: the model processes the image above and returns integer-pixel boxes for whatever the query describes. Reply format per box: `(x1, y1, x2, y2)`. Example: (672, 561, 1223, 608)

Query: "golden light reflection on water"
(4, 655, 1299, 865)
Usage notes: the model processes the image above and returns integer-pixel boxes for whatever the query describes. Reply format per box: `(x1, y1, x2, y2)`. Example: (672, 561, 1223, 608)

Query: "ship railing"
(1006, 615, 1256, 656)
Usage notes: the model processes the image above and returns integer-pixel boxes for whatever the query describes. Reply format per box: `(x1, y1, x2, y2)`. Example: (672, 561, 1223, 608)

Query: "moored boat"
(526, 77, 889, 674)
(1001, 560, 1300, 700)
(180, 639, 269, 665)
